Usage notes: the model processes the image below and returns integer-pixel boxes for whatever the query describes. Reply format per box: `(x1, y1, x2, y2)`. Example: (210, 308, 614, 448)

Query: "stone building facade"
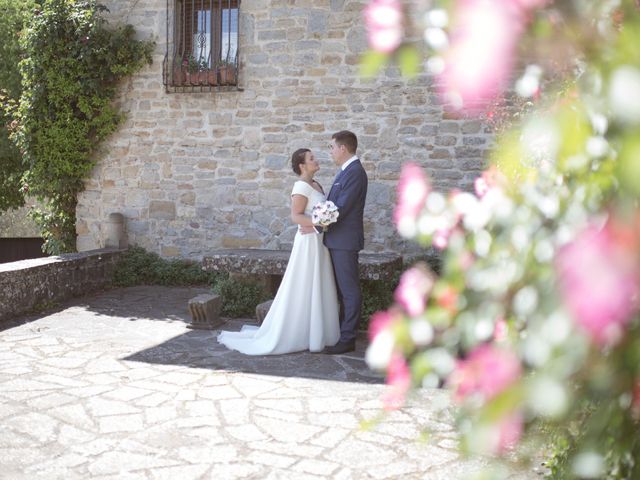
(76, 0, 493, 259)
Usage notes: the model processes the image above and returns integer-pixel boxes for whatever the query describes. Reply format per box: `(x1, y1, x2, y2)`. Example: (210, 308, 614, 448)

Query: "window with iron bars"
(164, 0, 239, 92)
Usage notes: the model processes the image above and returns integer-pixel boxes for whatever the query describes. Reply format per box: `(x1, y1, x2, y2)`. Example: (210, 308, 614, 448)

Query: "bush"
(361, 273, 400, 330)
(213, 277, 271, 318)
(112, 246, 223, 287)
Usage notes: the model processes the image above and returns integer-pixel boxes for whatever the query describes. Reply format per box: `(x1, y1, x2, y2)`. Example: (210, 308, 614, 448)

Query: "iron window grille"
(164, 0, 240, 93)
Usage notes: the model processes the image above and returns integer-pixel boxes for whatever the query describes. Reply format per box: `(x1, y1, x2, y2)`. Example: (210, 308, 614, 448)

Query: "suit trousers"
(328, 249, 361, 343)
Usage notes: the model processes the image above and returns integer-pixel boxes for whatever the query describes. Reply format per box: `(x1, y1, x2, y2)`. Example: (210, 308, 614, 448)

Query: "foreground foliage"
(362, 1, 640, 478)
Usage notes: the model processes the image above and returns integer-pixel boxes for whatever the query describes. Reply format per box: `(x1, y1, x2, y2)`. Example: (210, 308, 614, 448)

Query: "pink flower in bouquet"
(394, 162, 430, 235)
(368, 309, 400, 340)
(364, 0, 403, 53)
(394, 265, 435, 317)
(382, 353, 412, 410)
(556, 221, 640, 346)
(448, 344, 522, 402)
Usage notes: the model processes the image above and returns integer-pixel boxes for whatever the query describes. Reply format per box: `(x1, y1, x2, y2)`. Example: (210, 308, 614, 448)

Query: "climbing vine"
(4, 0, 153, 253)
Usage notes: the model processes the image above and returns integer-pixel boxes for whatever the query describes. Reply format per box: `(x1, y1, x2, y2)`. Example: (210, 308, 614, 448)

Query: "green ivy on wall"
(3, 0, 153, 254)
(0, 0, 35, 213)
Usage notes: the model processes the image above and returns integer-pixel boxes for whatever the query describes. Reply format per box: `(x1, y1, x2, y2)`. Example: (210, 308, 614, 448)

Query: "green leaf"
(397, 46, 420, 79)
(359, 49, 388, 78)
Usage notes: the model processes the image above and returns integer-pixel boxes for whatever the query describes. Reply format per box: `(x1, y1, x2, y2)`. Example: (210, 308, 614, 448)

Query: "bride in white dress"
(217, 149, 340, 355)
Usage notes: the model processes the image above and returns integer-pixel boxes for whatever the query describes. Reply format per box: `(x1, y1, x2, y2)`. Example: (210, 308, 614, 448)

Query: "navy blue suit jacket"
(323, 159, 368, 251)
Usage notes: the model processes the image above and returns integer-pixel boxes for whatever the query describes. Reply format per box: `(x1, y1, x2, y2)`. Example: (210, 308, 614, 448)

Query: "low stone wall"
(0, 249, 125, 322)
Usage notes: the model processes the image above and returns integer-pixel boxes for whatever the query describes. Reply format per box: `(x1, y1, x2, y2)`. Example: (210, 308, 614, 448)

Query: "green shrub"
(112, 246, 223, 287)
(212, 277, 271, 319)
(360, 273, 400, 330)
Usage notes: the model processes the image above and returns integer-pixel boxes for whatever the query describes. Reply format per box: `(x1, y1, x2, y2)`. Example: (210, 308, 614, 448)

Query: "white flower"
(365, 329, 395, 370)
(409, 318, 434, 346)
(608, 65, 640, 124)
(424, 9, 448, 28)
(424, 28, 448, 51)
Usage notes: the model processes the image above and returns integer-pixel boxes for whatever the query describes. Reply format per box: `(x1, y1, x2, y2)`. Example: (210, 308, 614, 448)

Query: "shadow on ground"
(123, 323, 383, 384)
(7, 285, 385, 385)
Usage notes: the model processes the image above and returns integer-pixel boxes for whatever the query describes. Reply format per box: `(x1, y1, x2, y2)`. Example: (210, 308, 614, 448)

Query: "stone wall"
(76, 0, 493, 260)
(0, 249, 124, 322)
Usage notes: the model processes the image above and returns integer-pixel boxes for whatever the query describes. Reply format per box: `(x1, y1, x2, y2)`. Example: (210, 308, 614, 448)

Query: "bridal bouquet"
(312, 200, 339, 231)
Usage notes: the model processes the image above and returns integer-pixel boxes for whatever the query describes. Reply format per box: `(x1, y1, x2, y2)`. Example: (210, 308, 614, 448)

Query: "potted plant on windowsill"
(172, 57, 187, 86)
(184, 56, 210, 85)
(218, 59, 237, 85)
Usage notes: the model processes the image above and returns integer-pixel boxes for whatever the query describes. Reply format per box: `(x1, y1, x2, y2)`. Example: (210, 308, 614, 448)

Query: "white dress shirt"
(341, 155, 359, 171)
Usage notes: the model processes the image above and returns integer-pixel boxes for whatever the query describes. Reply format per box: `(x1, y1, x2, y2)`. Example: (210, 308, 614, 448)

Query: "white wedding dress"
(217, 181, 340, 355)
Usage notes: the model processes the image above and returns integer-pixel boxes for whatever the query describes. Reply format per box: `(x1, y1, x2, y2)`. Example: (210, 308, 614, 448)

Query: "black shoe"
(322, 341, 356, 355)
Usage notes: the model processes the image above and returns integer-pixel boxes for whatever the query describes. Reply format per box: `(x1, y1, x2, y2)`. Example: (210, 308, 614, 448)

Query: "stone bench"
(202, 249, 402, 283)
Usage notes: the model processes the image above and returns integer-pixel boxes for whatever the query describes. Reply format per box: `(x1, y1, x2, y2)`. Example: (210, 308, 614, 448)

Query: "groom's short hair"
(332, 130, 357, 154)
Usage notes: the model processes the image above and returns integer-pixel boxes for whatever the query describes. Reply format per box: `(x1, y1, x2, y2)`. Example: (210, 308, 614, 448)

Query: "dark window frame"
(163, 0, 240, 93)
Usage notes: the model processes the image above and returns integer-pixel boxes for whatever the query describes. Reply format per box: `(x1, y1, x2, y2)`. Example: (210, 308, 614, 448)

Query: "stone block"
(187, 294, 223, 330)
(256, 299, 274, 325)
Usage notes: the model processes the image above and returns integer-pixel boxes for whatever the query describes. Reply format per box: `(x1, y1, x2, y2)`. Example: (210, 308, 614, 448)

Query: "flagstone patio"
(0, 285, 541, 479)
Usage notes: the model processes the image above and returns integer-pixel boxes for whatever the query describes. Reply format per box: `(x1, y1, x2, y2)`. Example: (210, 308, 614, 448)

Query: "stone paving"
(0, 286, 540, 479)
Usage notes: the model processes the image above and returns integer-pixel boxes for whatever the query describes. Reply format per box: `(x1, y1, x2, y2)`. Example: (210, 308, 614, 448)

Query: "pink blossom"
(393, 162, 430, 230)
(437, 0, 550, 110)
(493, 411, 524, 453)
(383, 353, 411, 410)
(435, 284, 459, 314)
(368, 309, 399, 340)
(448, 344, 521, 402)
(474, 176, 489, 197)
(364, 0, 403, 53)
(474, 166, 504, 198)
(433, 228, 451, 250)
(394, 265, 435, 317)
(556, 221, 640, 346)
(439, 0, 522, 109)
(493, 318, 508, 342)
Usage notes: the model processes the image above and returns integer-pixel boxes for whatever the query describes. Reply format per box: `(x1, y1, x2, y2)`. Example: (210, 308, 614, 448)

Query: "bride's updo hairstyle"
(291, 148, 311, 175)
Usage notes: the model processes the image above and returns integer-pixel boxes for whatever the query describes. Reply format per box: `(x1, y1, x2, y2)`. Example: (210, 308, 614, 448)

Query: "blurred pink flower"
(556, 221, 640, 346)
(394, 162, 430, 230)
(368, 309, 399, 340)
(439, 0, 522, 109)
(439, 0, 548, 110)
(435, 284, 459, 314)
(494, 318, 508, 342)
(383, 353, 411, 410)
(394, 265, 435, 317)
(448, 344, 522, 402)
(493, 411, 524, 453)
(364, 0, 403, 53)
(433, 228, 451, 250)
(474, 176, 489, 197)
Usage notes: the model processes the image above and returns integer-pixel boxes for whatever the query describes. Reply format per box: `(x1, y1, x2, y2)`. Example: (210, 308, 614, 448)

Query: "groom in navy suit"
(322, 130, 368, 354)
